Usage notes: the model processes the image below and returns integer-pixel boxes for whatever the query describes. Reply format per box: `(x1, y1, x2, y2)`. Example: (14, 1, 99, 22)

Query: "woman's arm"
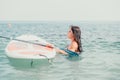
(55, 48, 68, 55)
(46, 43, 68, 55)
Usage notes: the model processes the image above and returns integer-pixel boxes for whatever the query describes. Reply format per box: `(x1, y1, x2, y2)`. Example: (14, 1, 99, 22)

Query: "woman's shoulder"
(71, 41, 78, 48)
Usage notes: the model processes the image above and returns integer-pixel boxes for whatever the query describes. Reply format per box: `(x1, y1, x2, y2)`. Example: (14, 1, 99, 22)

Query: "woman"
(47, 25, 82, 56)
(55, 25, 82, 56)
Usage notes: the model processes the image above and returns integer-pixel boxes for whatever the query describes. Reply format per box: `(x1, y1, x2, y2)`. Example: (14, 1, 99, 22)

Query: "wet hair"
(70, 25, 83, 53)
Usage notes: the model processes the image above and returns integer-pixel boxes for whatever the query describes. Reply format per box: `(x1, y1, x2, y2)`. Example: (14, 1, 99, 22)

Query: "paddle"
(0, 36, 54, 48)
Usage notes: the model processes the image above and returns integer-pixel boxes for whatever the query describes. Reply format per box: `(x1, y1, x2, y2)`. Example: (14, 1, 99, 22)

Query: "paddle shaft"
(0, 36, 54, 48)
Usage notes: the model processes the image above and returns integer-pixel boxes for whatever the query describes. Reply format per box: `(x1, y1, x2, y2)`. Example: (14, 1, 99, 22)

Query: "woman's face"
(67, 28, 74, 39)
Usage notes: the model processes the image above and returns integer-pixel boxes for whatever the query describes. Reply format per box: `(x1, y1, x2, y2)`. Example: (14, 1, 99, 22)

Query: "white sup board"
(5, 34, 56, 67)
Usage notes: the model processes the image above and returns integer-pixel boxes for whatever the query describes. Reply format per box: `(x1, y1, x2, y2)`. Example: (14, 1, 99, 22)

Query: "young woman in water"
(48, 25, 82, 56)
(55, 25, 82, 56)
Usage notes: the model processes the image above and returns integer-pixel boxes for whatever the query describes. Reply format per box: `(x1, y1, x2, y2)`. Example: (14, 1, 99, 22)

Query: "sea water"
(0, 21, 120, 80)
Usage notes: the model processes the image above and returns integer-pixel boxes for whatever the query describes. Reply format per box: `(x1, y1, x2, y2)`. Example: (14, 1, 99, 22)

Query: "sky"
(0, 0, 120, 21)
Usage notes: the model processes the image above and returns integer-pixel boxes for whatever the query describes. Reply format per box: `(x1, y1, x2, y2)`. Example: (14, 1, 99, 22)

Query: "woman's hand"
(46, 43, 54, 48)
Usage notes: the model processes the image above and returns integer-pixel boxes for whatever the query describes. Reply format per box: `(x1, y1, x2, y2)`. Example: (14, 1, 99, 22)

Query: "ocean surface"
(0, 21, 120, 80)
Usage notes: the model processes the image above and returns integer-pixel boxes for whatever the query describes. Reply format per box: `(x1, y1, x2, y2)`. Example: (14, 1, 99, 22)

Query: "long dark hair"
(71, 25, 83, 53)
